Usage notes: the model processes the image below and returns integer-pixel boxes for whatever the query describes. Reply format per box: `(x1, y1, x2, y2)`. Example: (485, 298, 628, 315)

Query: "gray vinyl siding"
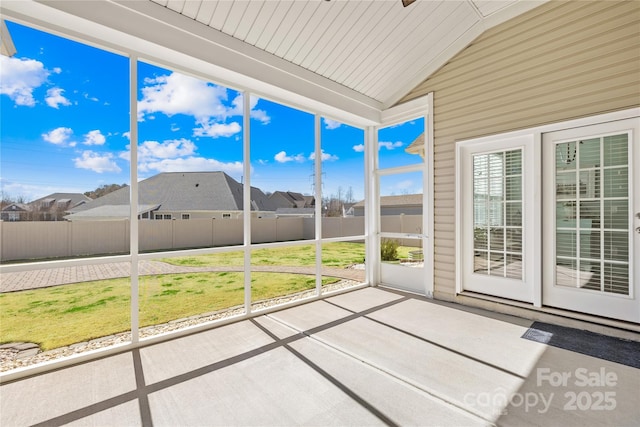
(399, 0, 640, 301)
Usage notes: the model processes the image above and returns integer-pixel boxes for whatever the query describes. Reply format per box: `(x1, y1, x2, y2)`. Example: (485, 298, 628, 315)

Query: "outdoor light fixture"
(1, 19, 16, 57)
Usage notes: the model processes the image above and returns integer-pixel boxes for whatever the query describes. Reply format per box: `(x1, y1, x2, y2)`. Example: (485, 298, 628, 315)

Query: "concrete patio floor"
(1, 287, 638, 426)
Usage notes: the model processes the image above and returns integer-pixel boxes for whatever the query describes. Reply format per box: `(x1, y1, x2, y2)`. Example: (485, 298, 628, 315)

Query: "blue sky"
(1, 20, 424, 203)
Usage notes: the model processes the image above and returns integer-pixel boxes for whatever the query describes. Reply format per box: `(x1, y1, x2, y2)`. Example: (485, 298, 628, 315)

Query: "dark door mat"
(522, 322, 640, 369)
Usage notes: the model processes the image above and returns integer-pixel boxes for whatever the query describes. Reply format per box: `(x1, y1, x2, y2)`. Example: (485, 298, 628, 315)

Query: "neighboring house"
(269, 191, 314, 209)
(343, 203, 356, 217)
(352, 194, 422, 217)
(1, 193, 92, 221)
(404, 134, 425, 158)
(65, 172, 277, 221)
(0, 203, 31, 222)
(269, 191, 316, 218)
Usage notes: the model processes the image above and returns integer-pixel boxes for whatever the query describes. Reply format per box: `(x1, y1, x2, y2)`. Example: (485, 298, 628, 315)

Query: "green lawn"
(0, 272, 337, 351)
(0, 242, 419, 352)
(161, 242, 366, 267)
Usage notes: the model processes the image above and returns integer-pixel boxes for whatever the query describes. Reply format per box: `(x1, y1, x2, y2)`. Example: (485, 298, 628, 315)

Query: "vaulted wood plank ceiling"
(149, 0, 544, 108)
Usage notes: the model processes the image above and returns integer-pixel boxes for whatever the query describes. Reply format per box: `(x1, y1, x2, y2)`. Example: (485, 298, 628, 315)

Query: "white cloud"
(230, 94, 270, 124)
(45, 87, 71, 109)
(138, 157, 243, 174)
(309, 150, 339, 161)
(138, 139, 196, 161)
(352, 144, 365, 152)
(324, 119, 342, 130)
(119, 139, 227, 175)
(396, 180, 414, 190)
(83, 93, 99, 102)
(73, 151, 121, 173)
(138, 72, 229, 120)
(138, 72, 270, 137)
(0, 56, 49, 106)
(379, 141, 404, 150)
(274, 151, 306, 163)
(193, 121, 241, 138)
(249, 108, 270, 124)
(122, 131, 131, 140)
(42, 127, 75, 147)
(82, 130, 106, 146)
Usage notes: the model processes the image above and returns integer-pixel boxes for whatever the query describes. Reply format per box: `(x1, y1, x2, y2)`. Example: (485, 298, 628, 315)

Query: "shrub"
(380, 239, 399, 261)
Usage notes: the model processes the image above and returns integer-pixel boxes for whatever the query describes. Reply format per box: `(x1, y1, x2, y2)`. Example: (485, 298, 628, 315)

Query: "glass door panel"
(472, 150, 523, 280)
(543, 118, 639, 322)
(554, 136, 629, 294)
(458, 134, 536, 303)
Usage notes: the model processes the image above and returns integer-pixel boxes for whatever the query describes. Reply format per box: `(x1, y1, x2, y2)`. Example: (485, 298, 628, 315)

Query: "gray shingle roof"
(1, 203, 31, 212)
(64, 204, 159, 220)
(30, 193, 92, 209)
(269, 191, 314, 209)
(70, 172, 276, 214)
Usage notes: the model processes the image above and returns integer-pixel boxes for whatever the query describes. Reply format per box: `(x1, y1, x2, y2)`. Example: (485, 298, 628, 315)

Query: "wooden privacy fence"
(0, 215, 422, 262)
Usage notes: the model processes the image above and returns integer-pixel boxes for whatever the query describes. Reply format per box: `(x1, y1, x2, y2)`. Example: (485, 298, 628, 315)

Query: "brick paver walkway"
(0, 261, 365, 292)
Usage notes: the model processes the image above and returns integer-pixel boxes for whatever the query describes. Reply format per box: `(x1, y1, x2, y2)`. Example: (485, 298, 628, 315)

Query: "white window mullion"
(129, 56, 139, 343)
(243, 92, 252, 314)
(314, 114, 322, 295)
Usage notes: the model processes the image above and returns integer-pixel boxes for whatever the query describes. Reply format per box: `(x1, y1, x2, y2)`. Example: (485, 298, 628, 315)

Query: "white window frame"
(181, 213, 190, 220)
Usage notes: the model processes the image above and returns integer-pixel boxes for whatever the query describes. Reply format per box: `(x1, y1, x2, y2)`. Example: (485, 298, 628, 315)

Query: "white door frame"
(455, 107, 639, 323)
(457, 134, 539, 303)
(542, 117, 640, 323)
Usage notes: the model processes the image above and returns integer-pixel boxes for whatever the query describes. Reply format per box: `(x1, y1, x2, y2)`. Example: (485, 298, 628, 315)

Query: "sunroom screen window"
(473, 150, 523, 279)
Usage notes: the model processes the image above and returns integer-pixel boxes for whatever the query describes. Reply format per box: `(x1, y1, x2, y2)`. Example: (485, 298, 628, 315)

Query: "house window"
(222, 213, 231, 219)
(163, 214, 172, 220)
(181, 213, 190, 220)
(472, 149, 523, 279)
(155, 214, 162, 220)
